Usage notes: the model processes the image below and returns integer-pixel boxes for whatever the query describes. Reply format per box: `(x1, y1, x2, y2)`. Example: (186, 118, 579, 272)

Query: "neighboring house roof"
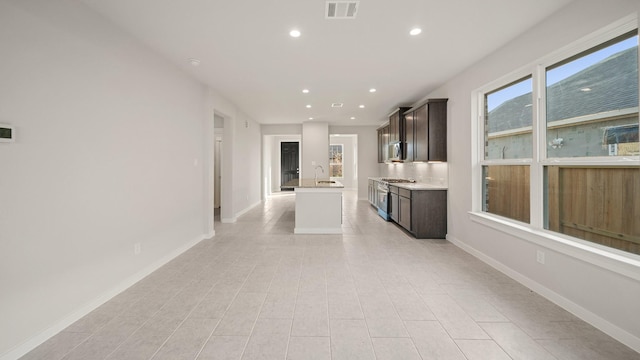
(488, 47, 638, 132)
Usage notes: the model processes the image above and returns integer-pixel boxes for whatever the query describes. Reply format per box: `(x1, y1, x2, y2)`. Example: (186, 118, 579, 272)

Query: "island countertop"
(281, 178, 344, 189)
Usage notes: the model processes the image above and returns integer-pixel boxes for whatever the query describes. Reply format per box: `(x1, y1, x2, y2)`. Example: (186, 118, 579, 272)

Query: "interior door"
(281, 142, 299, 187)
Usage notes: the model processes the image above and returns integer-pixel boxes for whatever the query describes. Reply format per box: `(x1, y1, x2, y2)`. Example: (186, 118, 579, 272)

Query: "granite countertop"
(368, 177, 448, 190)
(281, 178, 344, 189)
(394, 183, 447, 190)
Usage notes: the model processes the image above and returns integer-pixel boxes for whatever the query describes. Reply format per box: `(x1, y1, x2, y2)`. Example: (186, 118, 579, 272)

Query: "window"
(545, 34, 639, 158)
(543, 32, 639, 255)
(485, 77, 533, 160)
(482, 77, 533, 223)
(476, 24, 640, 256)
(329, 144, 343, 178)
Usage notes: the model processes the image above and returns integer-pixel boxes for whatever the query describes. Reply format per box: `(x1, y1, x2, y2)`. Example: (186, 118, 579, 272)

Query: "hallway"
(21, 192, 639, 359)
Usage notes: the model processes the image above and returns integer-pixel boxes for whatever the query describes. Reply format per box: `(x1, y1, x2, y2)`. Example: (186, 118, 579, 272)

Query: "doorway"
(214, 137, 222, 210)
(281, 142, 299, 189)
(213, 114, 224, 222)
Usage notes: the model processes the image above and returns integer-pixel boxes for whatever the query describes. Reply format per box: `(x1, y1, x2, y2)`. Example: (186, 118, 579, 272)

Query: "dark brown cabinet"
(377, 125, 389, 163)
(389, 111, 399, 143)
(427, 99, 448, 162)
(413, 104, 428, 162)
(388, 107, 411, 145)
(379, 108, 412, 162)
(404, 99, 448, 162)
(398, 188, 412, 230)
(390, 188, 447, 239)
(389, 186, 399, 222)
(404, 110, 415, 161)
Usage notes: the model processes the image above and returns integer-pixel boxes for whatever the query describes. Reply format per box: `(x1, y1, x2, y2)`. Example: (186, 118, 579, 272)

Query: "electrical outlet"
(536, 250, 545, 264)
(134, 243, 141, 255)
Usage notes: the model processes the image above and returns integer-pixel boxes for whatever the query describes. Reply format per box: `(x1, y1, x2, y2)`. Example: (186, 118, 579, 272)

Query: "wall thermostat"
(0, 124, 14, 142)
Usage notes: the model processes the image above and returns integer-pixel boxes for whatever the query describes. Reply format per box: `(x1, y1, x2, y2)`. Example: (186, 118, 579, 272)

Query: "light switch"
(0, 124, 14, 142)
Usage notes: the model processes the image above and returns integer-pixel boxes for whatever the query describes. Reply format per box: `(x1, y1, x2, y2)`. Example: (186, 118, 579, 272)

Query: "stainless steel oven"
(376, 181, 390, 220)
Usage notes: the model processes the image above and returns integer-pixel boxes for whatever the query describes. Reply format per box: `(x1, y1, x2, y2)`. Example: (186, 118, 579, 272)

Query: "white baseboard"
(221, 200, 262, 223)
(236, 200, 262, 218)
(447, 234, 640, 354)
(1, 234, 207, 360)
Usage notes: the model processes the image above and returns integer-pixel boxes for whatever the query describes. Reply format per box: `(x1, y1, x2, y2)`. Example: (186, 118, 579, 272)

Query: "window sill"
(468, 211, 640, 282)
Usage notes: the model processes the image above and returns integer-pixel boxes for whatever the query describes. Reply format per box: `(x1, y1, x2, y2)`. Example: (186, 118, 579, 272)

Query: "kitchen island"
(282, 178, 344, 234)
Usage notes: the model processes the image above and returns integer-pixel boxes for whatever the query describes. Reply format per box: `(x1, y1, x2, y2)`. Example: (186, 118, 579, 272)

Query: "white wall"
(261, 125, 303, 198)
(302, 122, 329, 179)
(329, 135, 356, 189)
(330, 126, 379, 200)
(232, 111, 262, 217)
(262, 125, 378, 200)
(204, 90, 262, 223)
(0, 1, 208, 358)
(429, 0, 640, 351)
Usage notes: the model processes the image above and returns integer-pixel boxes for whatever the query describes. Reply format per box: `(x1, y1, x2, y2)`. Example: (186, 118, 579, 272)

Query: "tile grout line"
(146, 244, 239, 359)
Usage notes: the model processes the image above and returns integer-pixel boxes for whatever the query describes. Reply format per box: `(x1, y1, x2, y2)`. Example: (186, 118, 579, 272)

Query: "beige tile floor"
(21, 191, 640, 360)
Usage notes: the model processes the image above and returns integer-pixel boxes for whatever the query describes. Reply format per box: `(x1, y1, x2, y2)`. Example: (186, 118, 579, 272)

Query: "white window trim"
(471, 14, 640, 277)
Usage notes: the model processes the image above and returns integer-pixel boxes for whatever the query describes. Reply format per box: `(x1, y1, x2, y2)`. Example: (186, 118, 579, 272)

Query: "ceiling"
(79, 0, 573, 126)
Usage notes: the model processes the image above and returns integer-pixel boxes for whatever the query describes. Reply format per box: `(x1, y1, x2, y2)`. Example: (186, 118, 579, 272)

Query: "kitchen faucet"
(314, 165, 324, 184)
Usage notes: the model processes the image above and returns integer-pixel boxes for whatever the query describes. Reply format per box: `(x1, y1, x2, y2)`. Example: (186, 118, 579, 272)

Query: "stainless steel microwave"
(388, 141, 401, 161)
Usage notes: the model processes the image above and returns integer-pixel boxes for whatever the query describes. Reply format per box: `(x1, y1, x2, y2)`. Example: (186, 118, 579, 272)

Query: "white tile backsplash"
(379, 162, 448, 186)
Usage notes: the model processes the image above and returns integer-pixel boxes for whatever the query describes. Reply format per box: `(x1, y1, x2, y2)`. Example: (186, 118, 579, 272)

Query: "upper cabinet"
(377, 124, 389, 163)
(389, 111, 400, 143)
(388, 107, 411, 145)
(378, 100, 447, 163)
(404, 110, 415, 161)
(404, 98, 448, 162)
(427, 99, 448, 162)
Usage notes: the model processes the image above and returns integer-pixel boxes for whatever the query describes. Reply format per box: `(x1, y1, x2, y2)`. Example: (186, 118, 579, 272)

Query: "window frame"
(480, 73, 536, 224)
(329, 143, 344, 179)
(470, 15, 640, 275)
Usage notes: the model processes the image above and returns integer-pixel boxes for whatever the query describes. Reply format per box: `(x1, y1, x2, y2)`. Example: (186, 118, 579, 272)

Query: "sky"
(487, 35, 638, 112)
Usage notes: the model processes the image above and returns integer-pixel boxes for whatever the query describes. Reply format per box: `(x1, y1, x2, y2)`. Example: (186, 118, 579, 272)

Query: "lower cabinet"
(389, 186, 399, 222)
(398, 192, 412, 230)
(392, 188, 447, 239)
(368, 179, 378, 206)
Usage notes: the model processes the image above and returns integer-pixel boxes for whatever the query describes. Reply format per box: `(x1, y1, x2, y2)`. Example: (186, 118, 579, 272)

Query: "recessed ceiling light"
(369, 88, 377, 93)
(350, 117, 356, 120)
(409, 28, 422, 36)
(306, 104, 312, 108)
(188, 58, 201, 66)
(290, 29, 301, 38)
(309, 117, 314, 120)
(302, 89, 309, 93)
(359, 105, 365, 108)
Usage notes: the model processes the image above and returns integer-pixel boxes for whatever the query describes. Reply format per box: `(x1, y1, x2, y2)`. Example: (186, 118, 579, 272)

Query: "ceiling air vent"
(326, 1, 359, 19)
(331, 103, 344, 108)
